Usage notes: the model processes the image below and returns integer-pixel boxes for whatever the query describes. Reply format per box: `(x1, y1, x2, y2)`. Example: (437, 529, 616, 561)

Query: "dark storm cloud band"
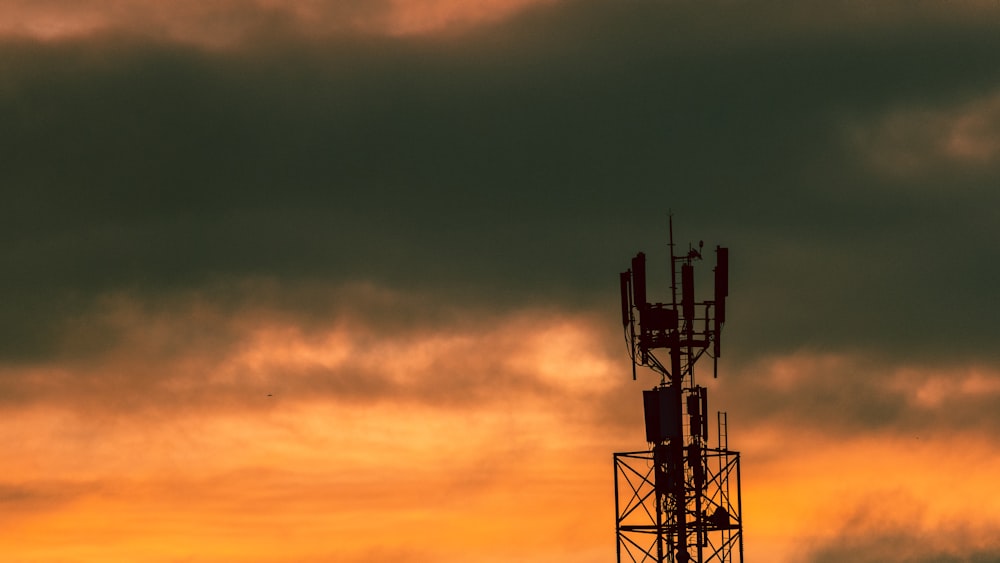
(2, 0, 1000, 363)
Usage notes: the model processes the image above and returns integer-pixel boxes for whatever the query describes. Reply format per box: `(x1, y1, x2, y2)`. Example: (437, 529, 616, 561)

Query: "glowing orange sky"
(2, 285, 999, 561)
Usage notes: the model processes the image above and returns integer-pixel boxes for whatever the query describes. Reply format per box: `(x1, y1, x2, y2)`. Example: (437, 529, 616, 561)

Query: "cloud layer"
(3, 0, 1000, 364)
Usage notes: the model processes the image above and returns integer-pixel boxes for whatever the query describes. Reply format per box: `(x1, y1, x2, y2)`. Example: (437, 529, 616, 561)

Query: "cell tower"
(614, 217, 744, 563)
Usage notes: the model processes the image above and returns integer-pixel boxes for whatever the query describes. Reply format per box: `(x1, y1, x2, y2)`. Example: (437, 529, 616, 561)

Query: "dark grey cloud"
(705, 353, 1000, 442)
(0, 481, 90, 517)
(806, 531, 1000, 563)
(800, 494, 1000, 563)
(2, 0, 999, 367)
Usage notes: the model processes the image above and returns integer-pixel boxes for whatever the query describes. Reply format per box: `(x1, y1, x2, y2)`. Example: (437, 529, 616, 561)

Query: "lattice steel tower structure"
(614, 218, 744, 563)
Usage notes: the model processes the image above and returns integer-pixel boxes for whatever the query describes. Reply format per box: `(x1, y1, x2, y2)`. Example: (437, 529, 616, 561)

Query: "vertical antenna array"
(614, 218, 744, 563)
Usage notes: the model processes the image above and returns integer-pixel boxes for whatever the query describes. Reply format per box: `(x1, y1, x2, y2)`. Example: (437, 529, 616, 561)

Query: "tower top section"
(619, 217, 729, 384)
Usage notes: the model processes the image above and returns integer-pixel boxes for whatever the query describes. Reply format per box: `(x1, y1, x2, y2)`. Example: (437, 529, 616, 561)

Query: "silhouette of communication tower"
(614, 217, 744, 563)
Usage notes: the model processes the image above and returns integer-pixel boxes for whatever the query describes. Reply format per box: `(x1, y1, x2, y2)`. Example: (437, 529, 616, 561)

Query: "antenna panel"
(631, 252, 647, 311)
(714, 246, 729, 324)
(682, 263, 695, 323)
(620, 271, 632, 327)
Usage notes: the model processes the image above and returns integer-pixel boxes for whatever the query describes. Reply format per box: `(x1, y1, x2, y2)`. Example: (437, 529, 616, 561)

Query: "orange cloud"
(6, 285, 622, 417)
(382, 0, 559, 36)
(0, 0, 561, 45)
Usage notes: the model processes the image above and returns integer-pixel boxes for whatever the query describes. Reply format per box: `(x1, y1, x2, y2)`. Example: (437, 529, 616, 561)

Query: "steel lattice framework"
(614, 444, 743, 562)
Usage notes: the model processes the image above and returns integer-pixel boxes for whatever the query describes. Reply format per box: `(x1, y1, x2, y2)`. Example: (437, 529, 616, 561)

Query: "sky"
(2, 0, 1000, 561)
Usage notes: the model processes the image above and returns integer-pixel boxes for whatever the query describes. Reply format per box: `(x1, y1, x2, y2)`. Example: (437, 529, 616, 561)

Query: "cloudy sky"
(3, 0, 1000, 561)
